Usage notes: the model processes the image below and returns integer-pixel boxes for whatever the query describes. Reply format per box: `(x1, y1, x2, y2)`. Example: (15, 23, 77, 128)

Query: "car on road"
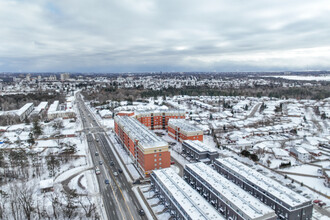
(99, 161, 103, 165)
(95, 152, 99, 156)
(113, 172, 118, 177)
(138, 209, 145, 216)
(170, 161, 175, 165)
(104, 179, 109, 184)
(95, 167, 101, 175)
(110, 161, 114, 166)
(118, 168, 123, 173)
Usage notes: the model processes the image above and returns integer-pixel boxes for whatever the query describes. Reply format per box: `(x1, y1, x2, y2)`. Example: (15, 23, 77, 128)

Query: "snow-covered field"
(270, 75, 330, 81)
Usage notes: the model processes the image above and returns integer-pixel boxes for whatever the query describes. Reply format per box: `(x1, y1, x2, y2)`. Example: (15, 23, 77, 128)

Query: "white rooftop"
(186, 163, 276, 220)
(48, 101, 59, 113)
(184, 140, 217, 153)
(168, 119, 202, 132)
(216, 158, 310, 208)
(135, 109, 185, 114)
(115, 116, 167, 149)
(16, 103, 33, 116)
(153, 168, 224, 220)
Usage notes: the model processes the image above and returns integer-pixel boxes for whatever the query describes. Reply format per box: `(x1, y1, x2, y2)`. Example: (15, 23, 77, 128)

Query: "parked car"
(110, 161, 114, 166)
(170, 161, 175, 165)
(95, 151, 99, 156)
(113, 172, 118, 177)
(118, 168, 123, 173)
(99, 161, 103, 165)
(105, 179, 109, 184)
(95, 167, 101, 175)
(319, 202, 326, 207)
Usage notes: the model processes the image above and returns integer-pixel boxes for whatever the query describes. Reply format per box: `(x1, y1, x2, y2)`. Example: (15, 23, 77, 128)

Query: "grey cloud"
(0, 0, 330, 72)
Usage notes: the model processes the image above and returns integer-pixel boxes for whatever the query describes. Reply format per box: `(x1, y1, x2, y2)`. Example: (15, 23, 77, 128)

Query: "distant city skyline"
(1, 0, 330, 72)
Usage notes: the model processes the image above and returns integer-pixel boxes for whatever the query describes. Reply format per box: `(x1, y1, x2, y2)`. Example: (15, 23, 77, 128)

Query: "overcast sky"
(1, 0, 330, 72)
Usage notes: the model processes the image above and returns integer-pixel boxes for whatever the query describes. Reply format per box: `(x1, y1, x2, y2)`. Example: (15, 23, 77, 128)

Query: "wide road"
(76, 93, 147, 220)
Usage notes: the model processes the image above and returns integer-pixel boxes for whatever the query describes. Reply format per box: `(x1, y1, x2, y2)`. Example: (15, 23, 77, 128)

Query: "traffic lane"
(97, 135, 137, 216)
(87, 134, 122, 220)
(98, 134, 147, 220)
(99, 161, 126, 220)
(93, 134, 134, 220)
(80, 100, 147, 220)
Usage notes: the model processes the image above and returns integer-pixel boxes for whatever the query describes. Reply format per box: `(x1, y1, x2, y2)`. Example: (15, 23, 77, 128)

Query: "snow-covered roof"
(99, 109, 112, 117)
(185, 163, 276, 220)
(168, 119, 202, 132)
(36, 140, 58, 148)
(294, 147, 309, 154)
(216, 157, 310, 208)
(115, 116, 167, 149)
(16, 103, 33, 116)
(272, 148, 289, 157)
(184, 140, 217, 153)
(33, 101, 48, 114)
(152, 168, 224, 220)
(48, 101, 59, 113)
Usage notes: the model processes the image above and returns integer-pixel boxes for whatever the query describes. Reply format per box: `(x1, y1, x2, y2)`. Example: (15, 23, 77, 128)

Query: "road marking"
(81, 101, 132, 220)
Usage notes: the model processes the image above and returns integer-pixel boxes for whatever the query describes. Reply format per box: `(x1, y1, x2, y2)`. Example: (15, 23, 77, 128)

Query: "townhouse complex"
(48, 100, 76, 120)
(214, 158, 313, 220)
(114, 116, 170, 175)
(168, 119, 203, 142)
(182, 140, 219, 164)
(184, 162, 277, 220)
(150, 168, 225, 220)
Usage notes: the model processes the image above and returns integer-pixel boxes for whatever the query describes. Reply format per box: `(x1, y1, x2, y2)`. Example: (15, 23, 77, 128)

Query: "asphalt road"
(76, 94, 147, 220)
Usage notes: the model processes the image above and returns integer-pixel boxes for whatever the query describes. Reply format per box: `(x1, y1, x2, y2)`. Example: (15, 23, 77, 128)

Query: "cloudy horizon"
(1, 0, 330, 73)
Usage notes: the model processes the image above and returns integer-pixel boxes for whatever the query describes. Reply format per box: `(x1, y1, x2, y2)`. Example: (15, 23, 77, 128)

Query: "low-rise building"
(168, 119, 203, 142)
(290, 147, 310, 162)
(151, 168, 225, 220)
(214, 158, 313, 220)
(184, 163, 277, 220)
(115, 116, 170, 176)
(47, 101, 76, 120)
(182, 140, 219, 164)
(16, 103, 34, 121)
(99, 109, 113, 118)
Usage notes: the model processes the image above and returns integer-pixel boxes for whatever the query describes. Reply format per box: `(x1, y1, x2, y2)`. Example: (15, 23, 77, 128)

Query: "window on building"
(154, 163, 157, 166)
(154, 159, 157, 162)
(159, 153, 162, 156)
(159, 158, 162, 161)
(159, 162, 162, 165)
(154, 155, 157, 157)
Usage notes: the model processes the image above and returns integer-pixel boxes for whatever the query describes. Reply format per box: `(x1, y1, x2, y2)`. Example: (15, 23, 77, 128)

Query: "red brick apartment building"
(114, 116, 170, 176)
(168, 119, 203, 142)
(135, 110, 185, 130)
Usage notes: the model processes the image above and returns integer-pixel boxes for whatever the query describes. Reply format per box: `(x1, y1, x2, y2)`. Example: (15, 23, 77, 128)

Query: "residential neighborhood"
(0, 72, 329, 220)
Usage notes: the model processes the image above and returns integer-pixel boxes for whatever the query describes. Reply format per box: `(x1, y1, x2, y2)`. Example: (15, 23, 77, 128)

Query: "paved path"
(61, 168, 92, 196)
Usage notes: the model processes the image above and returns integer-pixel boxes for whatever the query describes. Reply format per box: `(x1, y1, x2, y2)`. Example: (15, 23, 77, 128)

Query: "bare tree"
(17, 184, 35, 220)
(0, 190, 8, 219)
(60, 189, 78, 219)
(78, 196, 98, 218)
